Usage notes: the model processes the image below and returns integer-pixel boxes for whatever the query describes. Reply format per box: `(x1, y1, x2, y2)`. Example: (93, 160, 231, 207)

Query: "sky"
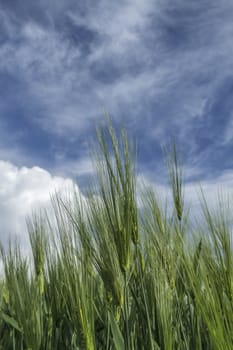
(1, 0, 233, 245)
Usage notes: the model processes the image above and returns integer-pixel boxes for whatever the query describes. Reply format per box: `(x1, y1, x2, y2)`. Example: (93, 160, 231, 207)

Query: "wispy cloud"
(0, 1, 233, 185)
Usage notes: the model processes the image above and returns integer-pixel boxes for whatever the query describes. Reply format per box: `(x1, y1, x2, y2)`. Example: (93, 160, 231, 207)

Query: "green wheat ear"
(0, 118, 233, 349)
(166, 143, 184, 222)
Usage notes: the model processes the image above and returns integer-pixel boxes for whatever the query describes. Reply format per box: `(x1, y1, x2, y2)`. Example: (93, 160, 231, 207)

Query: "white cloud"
(0, 160, 83, 249)
(68, 0, 156, 60)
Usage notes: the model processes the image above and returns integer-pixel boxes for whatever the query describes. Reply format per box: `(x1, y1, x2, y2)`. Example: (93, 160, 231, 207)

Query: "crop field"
(0, 122, 232, 349)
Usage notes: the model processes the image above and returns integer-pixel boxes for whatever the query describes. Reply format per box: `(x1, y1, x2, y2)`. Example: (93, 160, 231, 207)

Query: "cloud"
(0, 0, 233, 194)
(0, 1, 158, 136)
(54, 156, 94, 178)
(0, 160, 83, 249)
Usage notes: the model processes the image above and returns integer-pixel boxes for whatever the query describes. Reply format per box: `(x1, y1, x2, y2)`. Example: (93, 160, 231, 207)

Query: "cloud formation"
(1, 1, 233, 243)
(0, 1, 232, 174)
(0, 160, 80, 248)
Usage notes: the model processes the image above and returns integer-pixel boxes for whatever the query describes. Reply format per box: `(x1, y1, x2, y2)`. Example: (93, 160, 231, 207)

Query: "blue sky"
(1, 0, 233, 242)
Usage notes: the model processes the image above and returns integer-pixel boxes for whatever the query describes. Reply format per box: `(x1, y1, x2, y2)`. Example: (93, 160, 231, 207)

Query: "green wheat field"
(0, 121, 232, 349)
